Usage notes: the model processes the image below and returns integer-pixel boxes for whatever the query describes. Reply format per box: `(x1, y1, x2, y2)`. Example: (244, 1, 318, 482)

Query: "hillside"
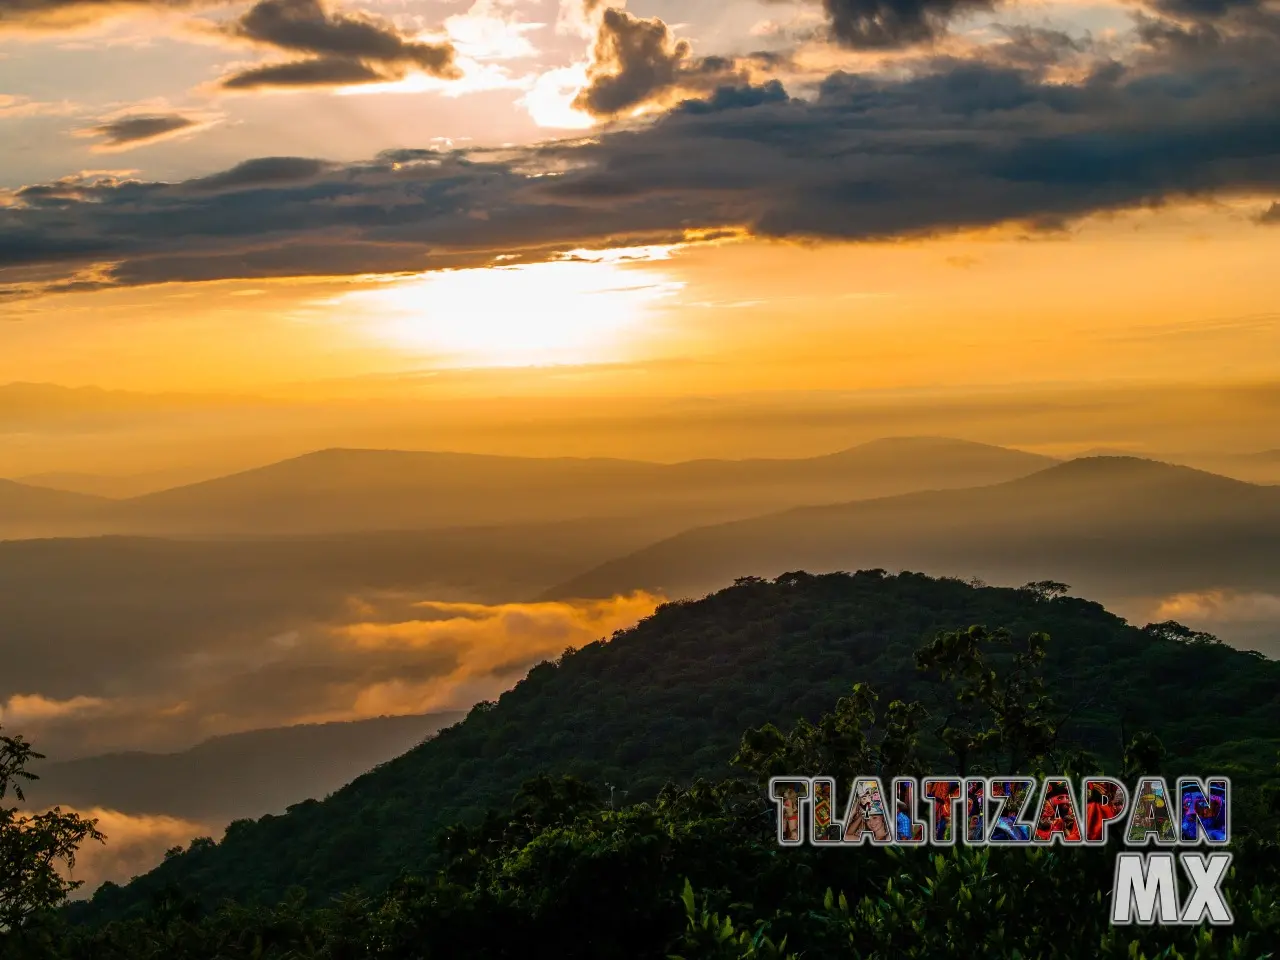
(548, 457, 1280, 624)
(79, 437, 1056, 536)
(20, 712, 464, 823)
(0, 478, 108, 537)
(15, 468, 218, 500)
(77, 571, 1280, 920)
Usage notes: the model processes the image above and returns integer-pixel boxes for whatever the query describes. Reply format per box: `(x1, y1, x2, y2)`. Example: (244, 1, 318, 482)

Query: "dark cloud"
(821, 0, 996, 48)
(185, 156, 332, 191)
(1149, 0, 1262, 20)
(574, 8, 692, 116)
(220, 0, 458, 89)
(572, 8, 750, 117)
(221, 56, 388, 89)
(2, 19, 1279, 295)
(82, 113, 200, 150)
(675, 80, 790, 115)
(985, 25, 1093, 71)
(1260, 202, 1280, 223)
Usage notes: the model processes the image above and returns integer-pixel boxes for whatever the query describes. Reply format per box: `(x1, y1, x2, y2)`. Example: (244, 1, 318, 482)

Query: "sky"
(1, 0, 1278, 419)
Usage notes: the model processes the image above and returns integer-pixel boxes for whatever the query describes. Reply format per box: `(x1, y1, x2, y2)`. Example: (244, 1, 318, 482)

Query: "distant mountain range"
(20, 712, 464, 823)
(547, 457, 1280, 634)
(1, 437, 1059, 538)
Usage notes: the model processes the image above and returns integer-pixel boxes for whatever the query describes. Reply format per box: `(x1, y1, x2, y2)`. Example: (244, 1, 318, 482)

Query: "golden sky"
(0, 0, 1277, 437)
(3, 201, 1278, 396)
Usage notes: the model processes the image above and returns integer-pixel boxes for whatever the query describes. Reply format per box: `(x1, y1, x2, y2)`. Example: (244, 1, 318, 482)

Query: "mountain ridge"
(544, 457, 1280, 611)
(5, 436, 1060, 538)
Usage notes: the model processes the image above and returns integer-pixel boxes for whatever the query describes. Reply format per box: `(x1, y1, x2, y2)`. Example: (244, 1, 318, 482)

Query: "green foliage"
(0, 727, 105, 931)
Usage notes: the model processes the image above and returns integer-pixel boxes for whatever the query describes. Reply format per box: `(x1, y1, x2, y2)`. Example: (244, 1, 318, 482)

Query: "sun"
(342, 250, 684, 367)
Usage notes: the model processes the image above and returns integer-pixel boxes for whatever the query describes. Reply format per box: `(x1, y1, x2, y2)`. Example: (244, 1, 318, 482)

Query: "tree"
(1141, 620, 1221, 646)
(0, 726, 105, 930)
(914, 626, 1061, 776)
(1020, 580, 1070, 602)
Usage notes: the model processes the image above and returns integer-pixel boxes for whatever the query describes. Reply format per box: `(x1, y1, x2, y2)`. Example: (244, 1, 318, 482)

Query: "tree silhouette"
(1, 725, 104, 930)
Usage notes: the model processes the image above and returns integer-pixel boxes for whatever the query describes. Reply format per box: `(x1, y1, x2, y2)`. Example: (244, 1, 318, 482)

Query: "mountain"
(547, 457, 1280, 620)
(21, 712, 464, 823)
(1071, 446, 1280, 484)
(61, 437, 1056, 537)
(0, 478, 109, 537)
(76, 572, 1280, 919)
(15, 468, 219, 500)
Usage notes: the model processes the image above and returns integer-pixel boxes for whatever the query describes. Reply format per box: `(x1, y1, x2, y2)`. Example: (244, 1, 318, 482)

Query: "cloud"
(0, 94, 80, 119)
(2, 593, 662, 756)
(48, 808, 215, 896)
(572, 7, 693, 116)
(2, 9, 1279, 295)
(1147, 0, 1266, 21)
(820, 0, 996, 48)
(0, 0, 217, 32)
(1152, 589, 1280, 623)
(75, 113, 211, 152)
(221, 56, 389, 88)
(570, 7, 770, 118)
(185, 155, 333, 190)
(0, 693, 109, 724)
(219, 0, 459, 89)
(1260, 201, 1280, 224)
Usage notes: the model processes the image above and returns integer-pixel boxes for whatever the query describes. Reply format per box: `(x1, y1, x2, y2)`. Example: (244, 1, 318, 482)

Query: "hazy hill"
(61, 437, 1056, 537)
(15, 467, 219, 500)
(548, 457, 1280, 617)
(21, 712, 464, 823)
(77, 572, 1280, 918)
(1073, 446, 1280, 484)
(0, 478, 109, 537)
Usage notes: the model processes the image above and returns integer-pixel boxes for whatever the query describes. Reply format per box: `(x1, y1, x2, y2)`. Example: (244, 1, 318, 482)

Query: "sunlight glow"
(342, 253, 684, 367)
(521, 63, 594, 129)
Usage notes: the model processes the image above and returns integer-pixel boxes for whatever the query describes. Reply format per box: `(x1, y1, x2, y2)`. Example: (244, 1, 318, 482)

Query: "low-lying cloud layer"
(0, 592, 662, 758)
(54, 808, 214, 896)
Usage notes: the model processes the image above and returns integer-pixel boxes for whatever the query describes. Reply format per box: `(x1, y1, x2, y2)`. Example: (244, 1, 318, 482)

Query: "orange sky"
(3, 199, 1277, 397)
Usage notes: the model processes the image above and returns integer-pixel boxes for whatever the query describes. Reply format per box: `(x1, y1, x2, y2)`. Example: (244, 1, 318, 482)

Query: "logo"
(769, 775, 1231, 926)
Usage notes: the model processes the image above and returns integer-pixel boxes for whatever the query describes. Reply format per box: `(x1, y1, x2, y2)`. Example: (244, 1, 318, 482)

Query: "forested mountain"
(69, 571, 1280, 925)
